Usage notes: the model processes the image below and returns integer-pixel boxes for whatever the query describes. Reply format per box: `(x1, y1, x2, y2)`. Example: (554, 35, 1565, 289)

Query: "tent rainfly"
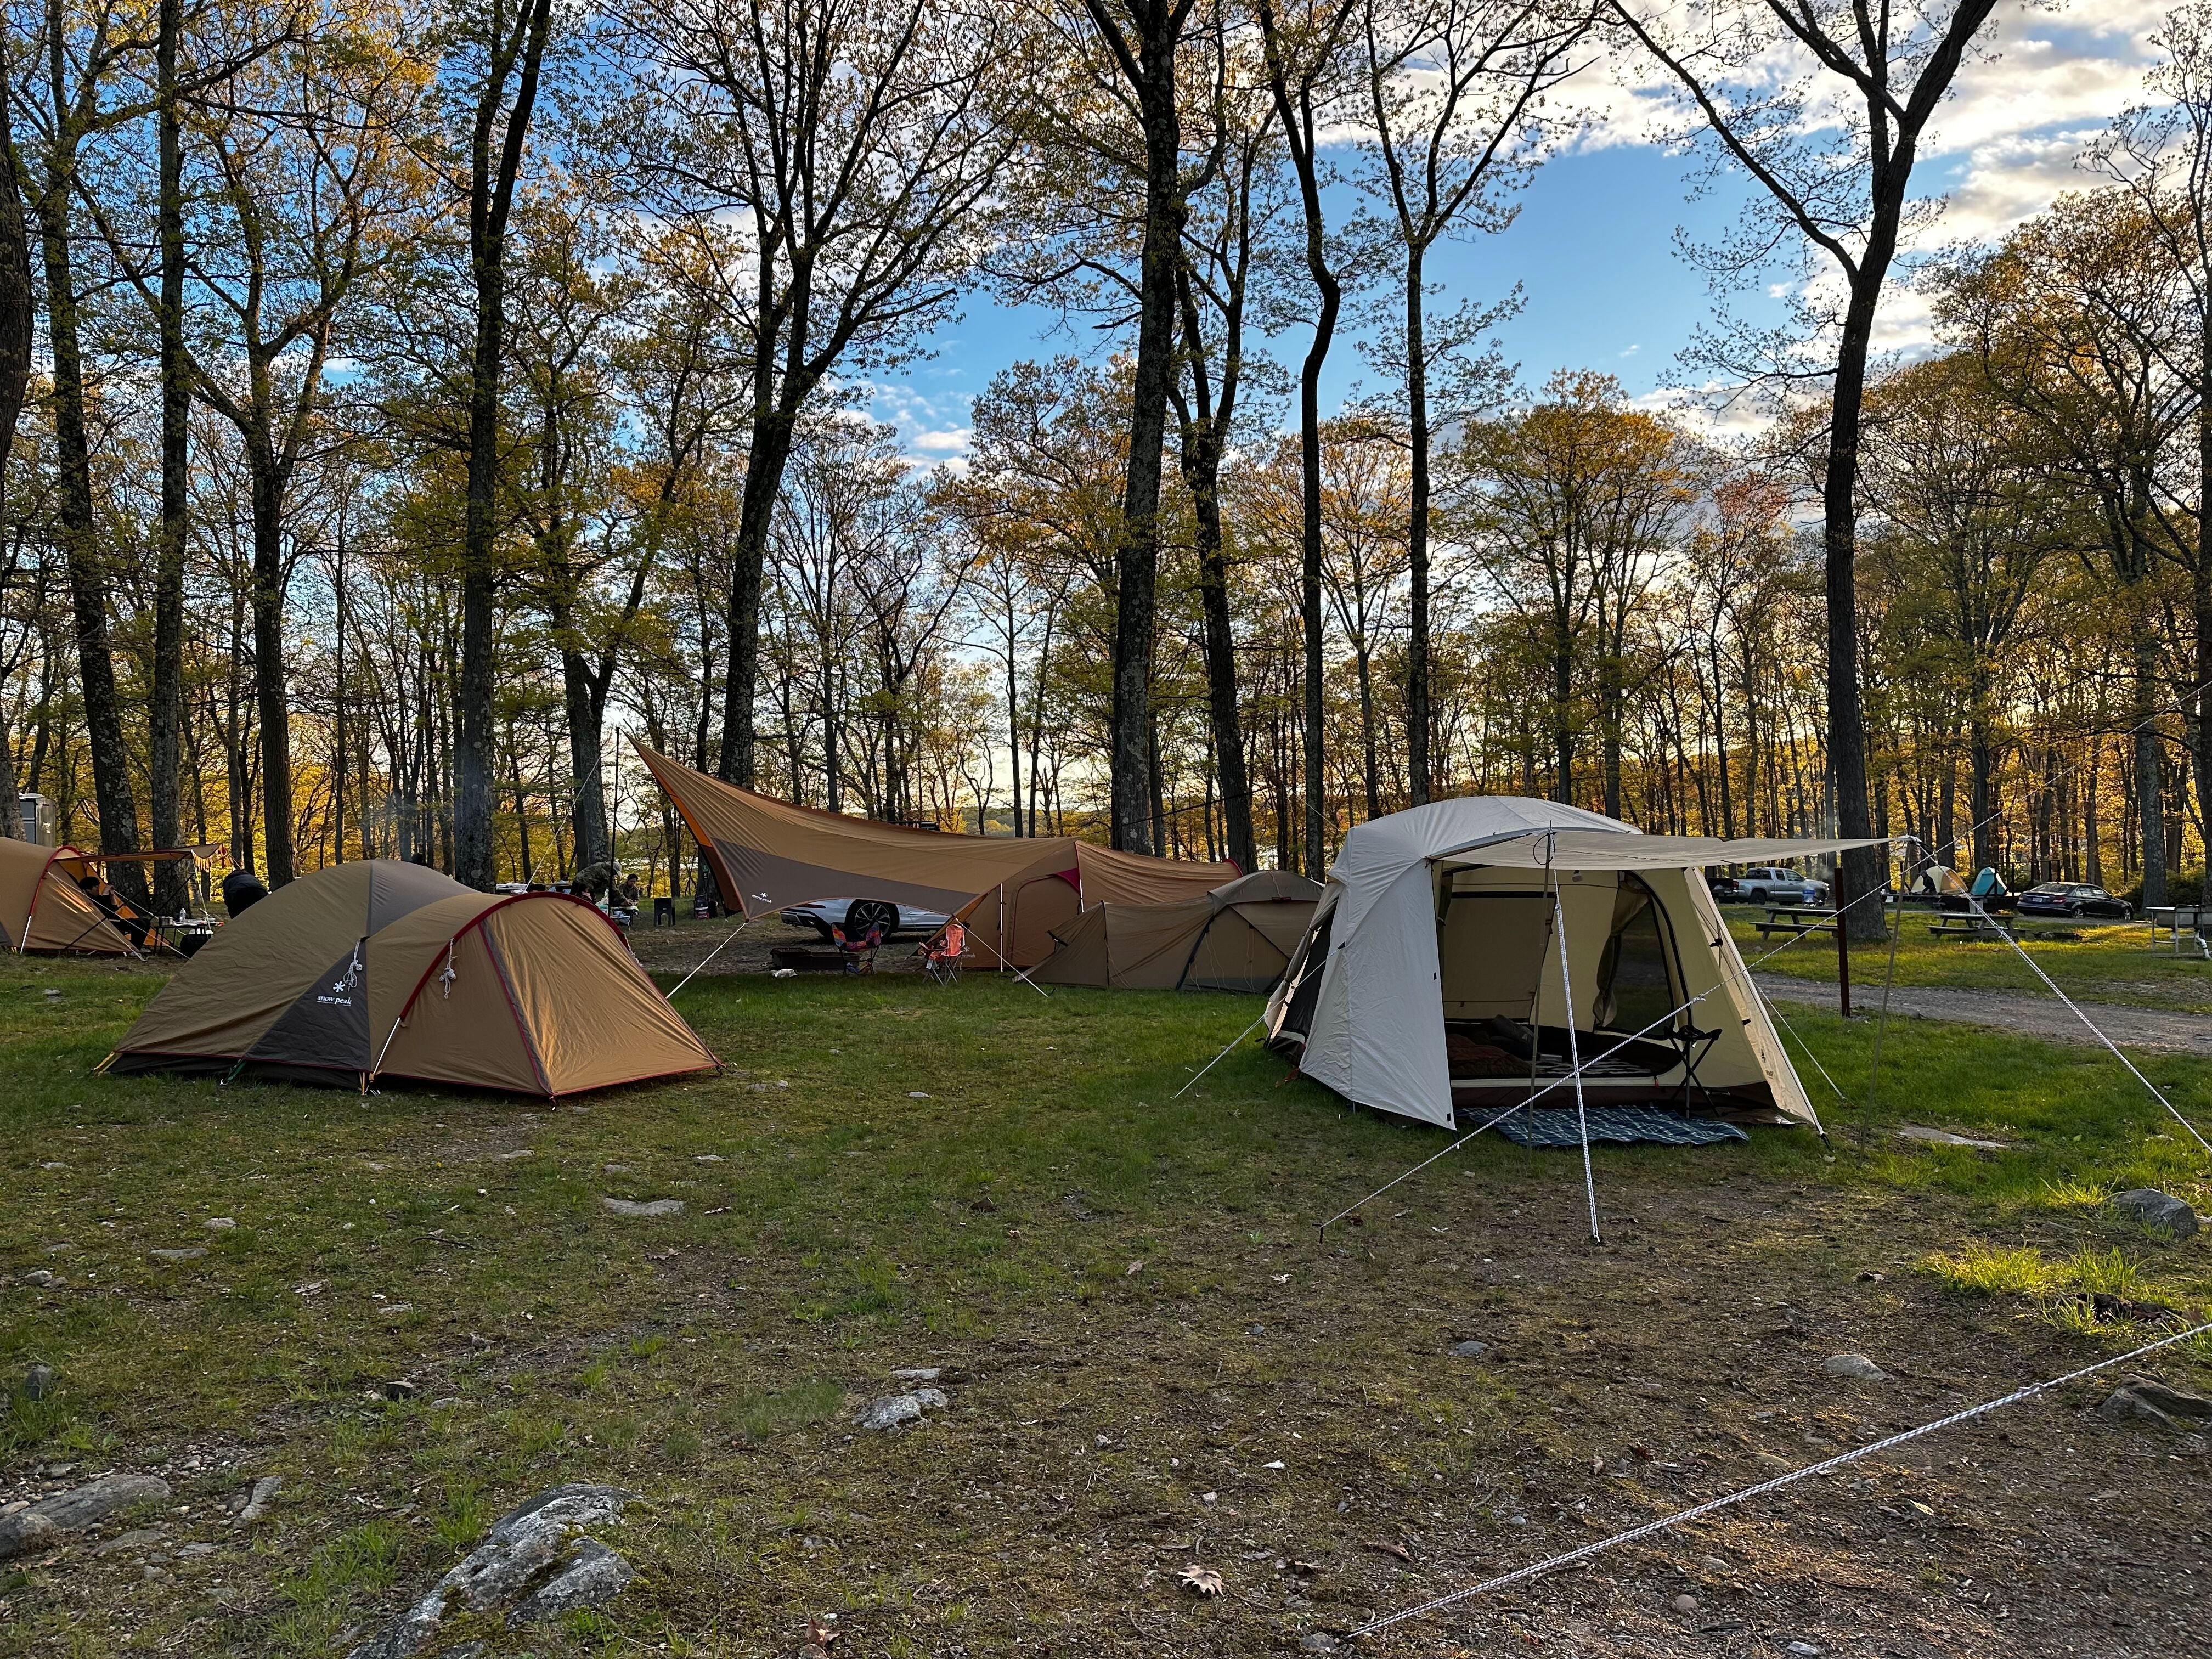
(1033, 870, 1323, 992)
(0, 838, 134, 955)
(634, 743, 1237, 967)
(1264, 798, 1885, 1130)
(106, 859, 716, 1096)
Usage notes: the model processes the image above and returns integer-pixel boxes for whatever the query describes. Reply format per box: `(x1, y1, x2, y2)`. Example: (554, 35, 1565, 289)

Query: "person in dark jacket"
(222, 869, 269, 918)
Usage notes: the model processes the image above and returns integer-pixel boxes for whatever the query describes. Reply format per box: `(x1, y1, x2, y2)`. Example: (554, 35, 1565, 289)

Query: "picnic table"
(1927, 915, 2015, 940)
(1754, 906, 1837, 939)
(147, 915, 220, 956)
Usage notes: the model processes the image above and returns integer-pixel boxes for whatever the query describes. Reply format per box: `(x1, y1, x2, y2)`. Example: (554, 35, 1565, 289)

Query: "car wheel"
(845, 899, 899, 937)
(1748, 887, 1768, 902)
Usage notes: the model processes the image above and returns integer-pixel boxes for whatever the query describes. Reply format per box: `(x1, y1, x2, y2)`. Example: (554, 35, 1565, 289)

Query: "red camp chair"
(921, 919, 969, 986)
(830, 918, 887, 973)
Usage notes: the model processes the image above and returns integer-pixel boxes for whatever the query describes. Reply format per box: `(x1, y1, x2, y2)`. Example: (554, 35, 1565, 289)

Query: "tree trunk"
(1825, 274, 1881, 936)
(562, 648, 606, 871)
(0, 40, 29, 841)
(718, 405, 799, 787)
(1404, 241, 1431, 805)
(147, 0, 189, 907)
(2134, 612, 2167, 906)
(455, 0, 555, 889)
(247, 445, 294, 885)
(1107, 38, 1183, 855)
(1186, 422, 1256, 869)
(34, 159, 142, 888)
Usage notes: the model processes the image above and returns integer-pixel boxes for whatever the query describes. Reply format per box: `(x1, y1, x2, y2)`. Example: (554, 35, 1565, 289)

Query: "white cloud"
(911, 427, 973, 454)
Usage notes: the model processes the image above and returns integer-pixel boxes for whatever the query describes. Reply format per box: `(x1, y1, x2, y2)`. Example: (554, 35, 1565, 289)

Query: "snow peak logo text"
(318, 977, 356, 1008)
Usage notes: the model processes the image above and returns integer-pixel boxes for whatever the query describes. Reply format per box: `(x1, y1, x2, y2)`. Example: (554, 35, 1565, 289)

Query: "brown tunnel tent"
(634, 743, 1237, 967)
(106, 860, 716, 1097)
(1032, 870, 1322, 991)
(1264, 798, 1883, 1130)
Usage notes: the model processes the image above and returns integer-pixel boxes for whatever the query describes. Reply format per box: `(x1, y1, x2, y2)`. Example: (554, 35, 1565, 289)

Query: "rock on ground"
(856, 1389, 949, 1431)
(2098, 1375, 2212, 1430)
(1449, 1339, 1491, 1359)
(345, 1484, 639, 1659)
(2109, 1188, 2199, 1240)
(1822, 1353, 1886, 1381)
(0, 1474, 172, 1560)
(601, 1197, 682, 1217)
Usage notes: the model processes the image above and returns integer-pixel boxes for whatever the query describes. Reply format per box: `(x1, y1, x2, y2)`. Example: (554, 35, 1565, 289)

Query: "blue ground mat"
(1493, 1106, 1750, 1148)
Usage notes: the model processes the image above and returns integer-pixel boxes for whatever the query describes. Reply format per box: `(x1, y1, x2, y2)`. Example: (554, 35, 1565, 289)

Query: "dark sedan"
(2016, 882, 2133, 921)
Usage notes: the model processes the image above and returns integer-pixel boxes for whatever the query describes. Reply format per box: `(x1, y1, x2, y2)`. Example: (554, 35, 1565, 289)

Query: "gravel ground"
(1754, 974, 2212, 1056)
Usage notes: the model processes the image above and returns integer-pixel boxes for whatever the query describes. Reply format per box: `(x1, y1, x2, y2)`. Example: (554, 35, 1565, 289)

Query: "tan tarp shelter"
(635, 744, 1237, 967)
(107, 860, 716, 1096)
(1, 838, 133, 955)
(1034, 870, 1322, 991)
(1265, 798, 1884, 1129)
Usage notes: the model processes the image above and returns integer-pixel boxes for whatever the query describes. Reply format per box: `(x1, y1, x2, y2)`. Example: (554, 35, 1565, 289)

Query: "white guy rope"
(1350, 1316, 2212, 1640)
(667, 913, 759, 1000)
(1954, 886, 2212, 1156)
(1755, 984, 1847, 1105)
(1173, 1014, 1267, 1099)
(1316, 875, 1900, 1233)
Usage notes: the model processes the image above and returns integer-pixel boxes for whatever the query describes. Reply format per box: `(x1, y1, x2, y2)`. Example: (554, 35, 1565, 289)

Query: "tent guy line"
(1346, 1316, 2212, 1641)
(1311, 874, 1900, 1236)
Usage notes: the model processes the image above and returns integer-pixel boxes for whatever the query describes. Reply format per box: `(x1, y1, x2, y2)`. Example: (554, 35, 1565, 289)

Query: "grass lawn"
(4, 932, 2211, 1657)
(1727, 906, 2212, 1013)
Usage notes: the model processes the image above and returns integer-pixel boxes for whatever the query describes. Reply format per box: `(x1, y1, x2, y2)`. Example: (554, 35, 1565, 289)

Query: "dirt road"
(1753, 973, 2212, 1054)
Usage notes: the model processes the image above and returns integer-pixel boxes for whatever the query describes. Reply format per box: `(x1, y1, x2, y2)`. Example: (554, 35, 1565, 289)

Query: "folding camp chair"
(830, 918, 887, 973)
(921, 919, 969, 986)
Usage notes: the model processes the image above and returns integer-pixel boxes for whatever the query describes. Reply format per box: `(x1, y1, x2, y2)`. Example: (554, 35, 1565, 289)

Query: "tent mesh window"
(1593, 874, 1684, 1036)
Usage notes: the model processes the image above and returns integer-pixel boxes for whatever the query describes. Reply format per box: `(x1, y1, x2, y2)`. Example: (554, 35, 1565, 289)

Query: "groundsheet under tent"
(1493, 1106, 1750, 1148)
(635, 743, 1237, 967)
(1265, 796, 1885, 1131)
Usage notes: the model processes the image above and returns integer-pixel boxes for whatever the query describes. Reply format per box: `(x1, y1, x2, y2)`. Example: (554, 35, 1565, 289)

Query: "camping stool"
(653, 895, 676, 928)
(1673, 1022, 1725, 1111)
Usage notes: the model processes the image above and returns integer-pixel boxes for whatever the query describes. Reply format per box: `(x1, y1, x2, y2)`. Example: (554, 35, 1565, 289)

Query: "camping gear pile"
(105, 860, 716, 1098)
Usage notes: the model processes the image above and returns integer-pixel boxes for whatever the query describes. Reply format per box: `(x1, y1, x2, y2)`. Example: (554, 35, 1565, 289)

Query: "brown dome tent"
(1, 838, 133, 955)
(105, 860, 716, 1097)
(1032, 869, 1322, 992)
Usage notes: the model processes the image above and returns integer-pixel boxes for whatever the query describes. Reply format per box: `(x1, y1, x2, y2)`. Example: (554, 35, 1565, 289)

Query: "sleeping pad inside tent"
(106, 859, 716, 1097)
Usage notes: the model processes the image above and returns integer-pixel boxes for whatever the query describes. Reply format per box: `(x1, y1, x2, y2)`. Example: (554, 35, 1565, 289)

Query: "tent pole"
(1547, 838, 1601, 1244)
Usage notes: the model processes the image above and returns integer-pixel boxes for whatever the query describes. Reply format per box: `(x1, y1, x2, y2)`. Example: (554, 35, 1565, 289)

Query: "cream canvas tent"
(635, 744, 1236, 967)
(107, 860, 716, 1096)
(1, 838, 133, 955)
(1265, 798, 1882, 1130)
(1034, 870, 1322, 991)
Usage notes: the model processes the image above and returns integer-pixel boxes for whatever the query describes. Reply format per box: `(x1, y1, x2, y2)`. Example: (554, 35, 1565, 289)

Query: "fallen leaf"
(1178, 1563, 1223, 1597)
(1910, 1501, 1935, 1517)
(1589, 1454, 1605, 1474)
(800, 1613, 842, 1655)
(1126, 1260, 1144, 1276)
(1291, 1559, 1322, 1577)
(1361, 1538, 1412, 1561)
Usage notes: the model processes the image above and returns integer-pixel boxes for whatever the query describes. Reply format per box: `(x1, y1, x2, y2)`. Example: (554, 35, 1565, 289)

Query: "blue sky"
(868, 5, 2171, 459)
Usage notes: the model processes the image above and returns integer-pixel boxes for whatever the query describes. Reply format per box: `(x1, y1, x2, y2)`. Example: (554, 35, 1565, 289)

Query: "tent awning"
(1435, 832, 1892, 873)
